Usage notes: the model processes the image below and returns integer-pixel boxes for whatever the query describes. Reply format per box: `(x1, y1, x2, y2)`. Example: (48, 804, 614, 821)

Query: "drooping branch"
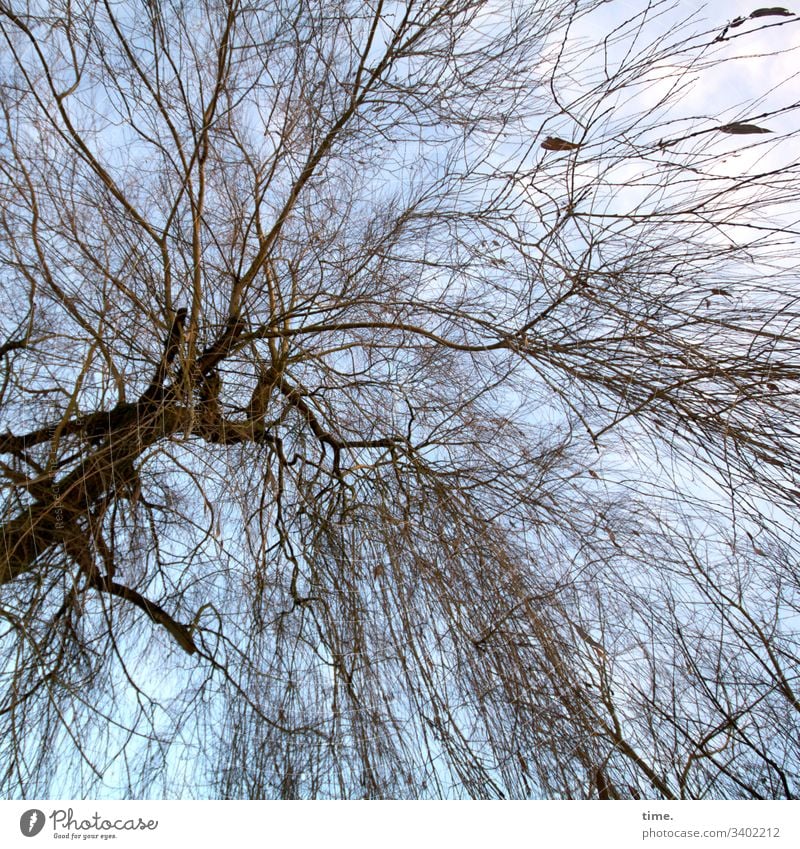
(86, 572, 198, 655)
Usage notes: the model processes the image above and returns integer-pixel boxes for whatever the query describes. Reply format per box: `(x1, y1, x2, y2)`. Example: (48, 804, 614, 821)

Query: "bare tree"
(0, 0, 798, 799)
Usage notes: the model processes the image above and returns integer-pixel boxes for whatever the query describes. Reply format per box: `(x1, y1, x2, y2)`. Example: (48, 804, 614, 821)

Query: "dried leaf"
(710, 287, 733, 297)
(750, 7, 793, 19)
(574, 625, 606, 658)
(541, 136, 581, 151)
(718, 122, 773, 134)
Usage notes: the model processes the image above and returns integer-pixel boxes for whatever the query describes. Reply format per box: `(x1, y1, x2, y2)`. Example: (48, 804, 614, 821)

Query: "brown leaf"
(541, 136, 581, 151)
(718, 122, 773, 134)
(750, 8, 793, 19)
(710, 288, 733, 297)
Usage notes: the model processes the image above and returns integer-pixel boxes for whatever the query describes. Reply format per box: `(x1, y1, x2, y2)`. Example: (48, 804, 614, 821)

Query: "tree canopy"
(0, 0, 799, 799)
